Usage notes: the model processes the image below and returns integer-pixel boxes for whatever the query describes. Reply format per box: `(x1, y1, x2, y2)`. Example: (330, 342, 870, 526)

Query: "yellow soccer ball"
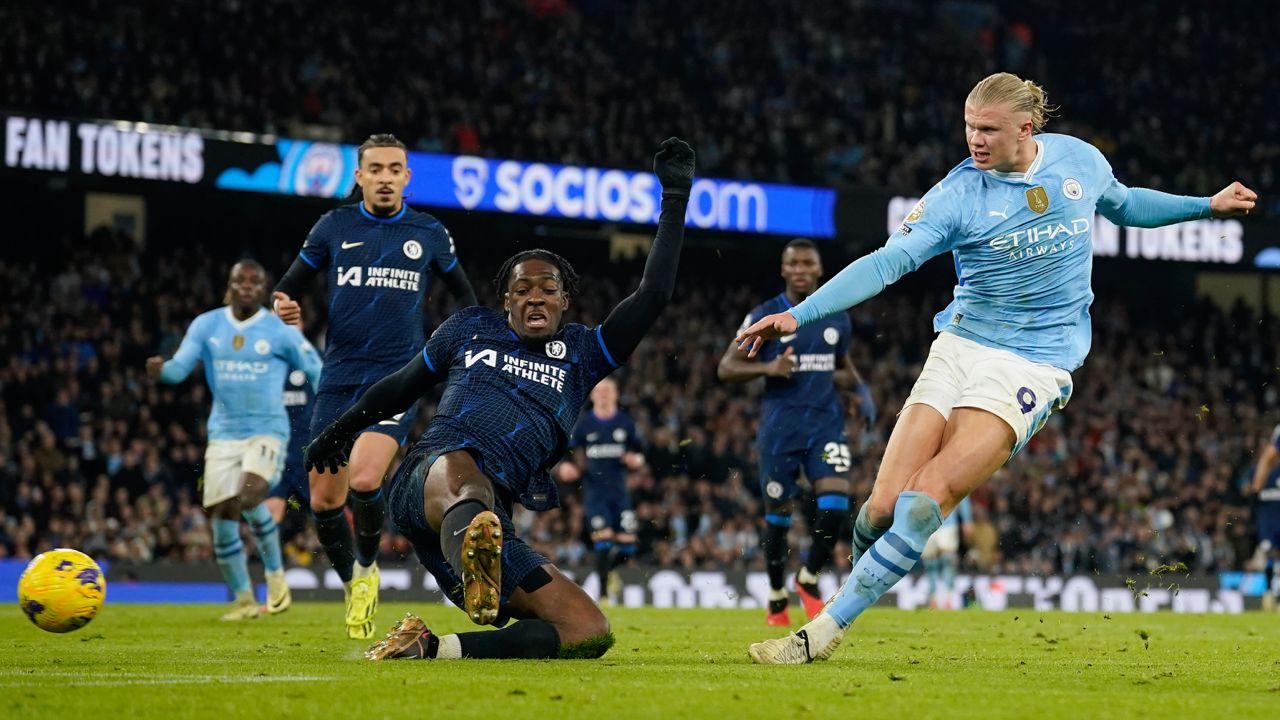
(17, 549, 107, 633)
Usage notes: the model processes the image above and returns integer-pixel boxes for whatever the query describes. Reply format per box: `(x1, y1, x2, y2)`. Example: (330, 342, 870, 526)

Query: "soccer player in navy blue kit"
(272, 134, 478, 639)
(718, 239, 875, 626)
(265, 368, 315, 541)
(558, 377, 646, 605)
(305, 138, 694, 660)
(1249, 424, 1280, 611)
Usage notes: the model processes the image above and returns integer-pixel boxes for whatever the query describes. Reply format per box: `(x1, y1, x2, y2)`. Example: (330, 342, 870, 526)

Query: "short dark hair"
(493, 249, 581, 298)
(784, 238, 819, 254)
(224, 258, 267, 305)
(357, 133, 408, 165)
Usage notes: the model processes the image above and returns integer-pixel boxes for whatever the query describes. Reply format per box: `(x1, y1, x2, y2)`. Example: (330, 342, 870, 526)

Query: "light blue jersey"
(791, 133, 1211, 371)
(160, 306, 322, 443)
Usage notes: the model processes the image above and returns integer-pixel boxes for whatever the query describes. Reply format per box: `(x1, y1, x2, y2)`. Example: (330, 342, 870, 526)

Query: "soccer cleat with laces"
(221, 591, 261, 621)
(346, 563, 380, 639)
(749, 630, 817, 665)
(366, 613, 434, 660)
(461, 511, 503, 625)
(264, 568, 291, 615)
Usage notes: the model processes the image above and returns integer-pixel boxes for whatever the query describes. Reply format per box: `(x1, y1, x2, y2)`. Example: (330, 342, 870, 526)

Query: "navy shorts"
(268, 455, 311, 503)
(310, 385, 419, 445)
(758, 429, 852, 510)
(388, 448, 550, 623)
(584, 484, 635, 535)
(1259, 503, 1280, 548)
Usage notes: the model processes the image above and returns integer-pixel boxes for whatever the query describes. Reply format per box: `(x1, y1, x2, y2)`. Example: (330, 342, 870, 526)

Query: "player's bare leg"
(849, 404, 947, 562)
(752, 407, 1012, 664)
(343, 432, 398, 637)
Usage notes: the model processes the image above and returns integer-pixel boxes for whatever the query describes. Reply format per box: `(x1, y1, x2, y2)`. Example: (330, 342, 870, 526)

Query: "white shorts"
(922, 523, 960, 560)
(202, 436, 284, 508)
(904, 332, 1073, 457)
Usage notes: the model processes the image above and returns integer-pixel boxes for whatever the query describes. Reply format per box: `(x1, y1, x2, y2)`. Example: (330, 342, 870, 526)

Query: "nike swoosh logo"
(341, 241, 365, 249)
(452, 527, 469, 536)
(779, 334, 797, 343)
(795, 629, 813, 663)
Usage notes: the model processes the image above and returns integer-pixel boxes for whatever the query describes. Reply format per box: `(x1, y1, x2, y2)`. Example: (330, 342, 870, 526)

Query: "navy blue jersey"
(410, 306, 620, 511)
(742, 293, 851, 451)
(283, 368, 315, 475)
(1264, 425, 1280, 503)
(299, 203, 459, 390)
(570, 409, 641, 493)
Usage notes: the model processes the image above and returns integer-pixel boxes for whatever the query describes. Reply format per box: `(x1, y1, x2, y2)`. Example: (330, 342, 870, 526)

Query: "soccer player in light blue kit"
(742, 73, 1258, 663)
(921, 496, 971, 610)
(147, 260, 322, 620)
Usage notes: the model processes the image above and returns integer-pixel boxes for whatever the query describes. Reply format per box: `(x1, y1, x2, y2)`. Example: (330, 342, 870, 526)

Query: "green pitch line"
(1, 604, 1277, 719)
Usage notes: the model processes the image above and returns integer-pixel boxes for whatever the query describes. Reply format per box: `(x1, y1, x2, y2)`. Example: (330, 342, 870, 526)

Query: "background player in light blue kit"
(921, 495, 971, 609)
(1248, 424, 1280, 611)
(741, 72, 1258, 663)
(558, 376, 646, 606)
(718, 239, 875, 626)
(147, 260, 322, 620)
(272, 134, 478, 638)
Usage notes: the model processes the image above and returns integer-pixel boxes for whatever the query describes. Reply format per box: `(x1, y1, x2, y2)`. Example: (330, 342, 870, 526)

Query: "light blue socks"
(826, 491, 943, 627)
(213, 518, 251, 595)
(242, 502, 283, 573)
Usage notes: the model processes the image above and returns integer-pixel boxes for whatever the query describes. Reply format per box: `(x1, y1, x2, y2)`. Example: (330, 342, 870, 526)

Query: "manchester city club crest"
(232, 334, 245, 351)
(546, 340, 567, 359)
(1062, 178, 1083, 200)
(1025, 186, 1050, 214)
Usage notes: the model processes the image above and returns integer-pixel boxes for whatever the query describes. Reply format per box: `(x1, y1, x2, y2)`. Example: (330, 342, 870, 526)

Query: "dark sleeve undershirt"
(437, 262, 478, 308)
(598, 196, 688, 363)
(274, 256, 319, 299)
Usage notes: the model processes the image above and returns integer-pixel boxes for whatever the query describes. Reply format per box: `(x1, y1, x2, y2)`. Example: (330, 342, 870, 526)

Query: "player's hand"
(556, 461, 582, 484)
(736, 311, 798, 358)
(273, 291, 302, 327)
(303, 430, 354, 475)
(654, 137, 695, 199)
(1210, 181, 1257, 217)
(766, 347, 797, 379)
(623, 452, 646, 470)
(145, 356, 165, 379)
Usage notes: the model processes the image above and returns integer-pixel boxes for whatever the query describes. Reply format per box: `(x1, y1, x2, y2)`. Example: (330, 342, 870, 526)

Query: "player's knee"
(347, 469, 383, 494)
(864, 492, 896, 526)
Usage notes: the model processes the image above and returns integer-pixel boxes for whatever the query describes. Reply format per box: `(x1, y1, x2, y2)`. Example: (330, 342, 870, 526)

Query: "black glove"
(654, 137, 695, 199)
(303, 427, 356, 475)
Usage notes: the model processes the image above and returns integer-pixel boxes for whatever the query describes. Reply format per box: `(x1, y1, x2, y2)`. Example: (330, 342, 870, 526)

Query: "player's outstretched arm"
(1250, 441, 1278, 494)
(717, 339, 796, 383)
(303, 355, 442, 473)
(437, 261, 478, 308)
(597, 138, 695, 364)
(1097, 179, 1257, 228)
(147, 318, 204, 383)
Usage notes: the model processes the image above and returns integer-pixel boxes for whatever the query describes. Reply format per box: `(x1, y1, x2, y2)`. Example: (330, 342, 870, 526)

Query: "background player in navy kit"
(265, 369, 315, 546)
(271, 134, 478, 639)
(304, 138, 695, 660)
(558, 377, 646, 605)
(1248, 424, 1280, 611)
(717, 239, 876, 626)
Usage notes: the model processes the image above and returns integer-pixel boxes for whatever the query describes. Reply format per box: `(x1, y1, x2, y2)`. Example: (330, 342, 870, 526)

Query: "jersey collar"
(358, 202, 408, 223)
(224, 306, 267, 329)
(982, 138, 1045, 184)
(778, 293, 796, 310)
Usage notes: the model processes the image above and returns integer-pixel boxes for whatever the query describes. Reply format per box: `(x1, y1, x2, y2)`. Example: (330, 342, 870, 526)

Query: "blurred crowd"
(1, 0, 1275, 210)
(0, 231, 1274, 579)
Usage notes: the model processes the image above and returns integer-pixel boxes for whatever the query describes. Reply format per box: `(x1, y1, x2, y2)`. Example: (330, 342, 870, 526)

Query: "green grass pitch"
(2, 603, 1277, 719)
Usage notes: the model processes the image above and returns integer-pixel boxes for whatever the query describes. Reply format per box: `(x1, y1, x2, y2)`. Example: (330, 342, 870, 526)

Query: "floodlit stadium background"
(1, 0, 1278, 613)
